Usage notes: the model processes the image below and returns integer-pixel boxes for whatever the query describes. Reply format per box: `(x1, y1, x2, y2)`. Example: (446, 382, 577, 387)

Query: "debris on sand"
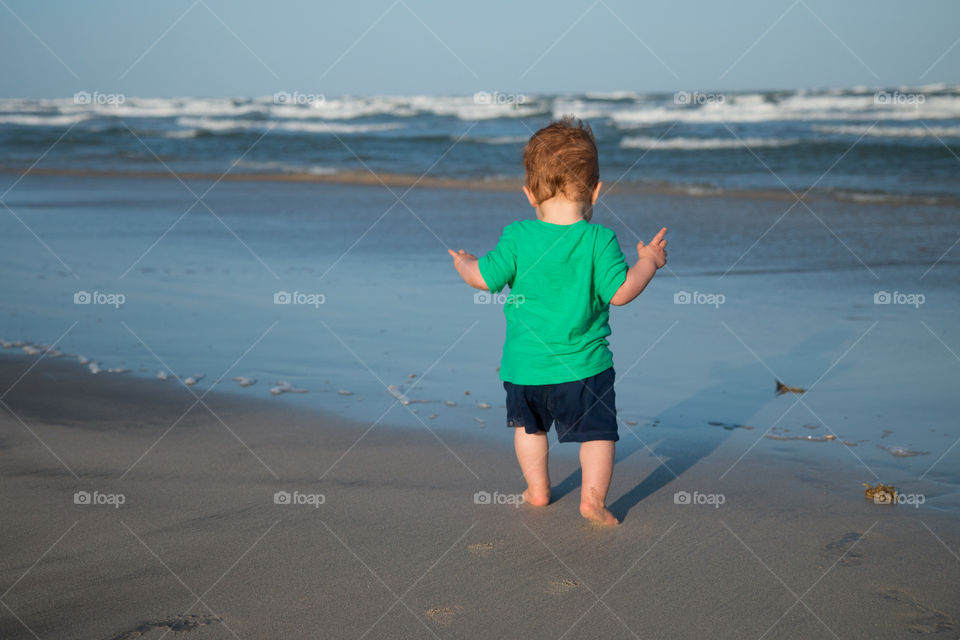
(775, 379, 805, 396)
(271, 381, 308, 395)
(878, 445, 928, 457)
(863, 482, 897, 504)
(707, 421, 755, 431)
(765, 434, 835, 442)
(387, 385, 410, 405)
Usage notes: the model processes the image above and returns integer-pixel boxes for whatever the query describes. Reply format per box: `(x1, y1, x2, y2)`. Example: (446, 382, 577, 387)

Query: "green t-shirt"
(478, 218, 629, 385)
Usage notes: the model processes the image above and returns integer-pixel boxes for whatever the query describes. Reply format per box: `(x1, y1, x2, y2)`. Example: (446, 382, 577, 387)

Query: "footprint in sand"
(822, 531, 865, 567)
(425, 606, 462, 626)
(109, 614, 222, 639)
(467, 542, 495, 557)
(878, 589, 957, 634)
(544, 578, 579, 595)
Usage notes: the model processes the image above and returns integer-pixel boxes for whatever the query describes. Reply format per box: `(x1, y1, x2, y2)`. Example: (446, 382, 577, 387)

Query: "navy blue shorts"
(504, 367, 618, 443)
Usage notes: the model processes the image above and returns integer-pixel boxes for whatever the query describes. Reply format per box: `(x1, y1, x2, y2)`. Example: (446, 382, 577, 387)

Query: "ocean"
(1, 84, 959, 201)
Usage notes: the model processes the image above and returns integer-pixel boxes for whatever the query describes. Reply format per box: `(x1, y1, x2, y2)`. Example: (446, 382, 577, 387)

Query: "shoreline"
(2, 165, 957, 208)
(1, 353, 957, 638)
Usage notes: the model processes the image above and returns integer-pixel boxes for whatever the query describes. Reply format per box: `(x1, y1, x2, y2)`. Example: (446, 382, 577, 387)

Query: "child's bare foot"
(579, 502, 619, 526)
(523, 487, 551, 507)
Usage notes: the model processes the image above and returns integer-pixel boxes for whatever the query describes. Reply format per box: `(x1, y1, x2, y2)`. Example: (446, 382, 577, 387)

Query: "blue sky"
(1, 0, 957, 97)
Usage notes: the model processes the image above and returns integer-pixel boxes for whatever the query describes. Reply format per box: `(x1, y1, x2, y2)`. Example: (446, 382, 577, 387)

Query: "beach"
(2, 91, 960, 637)
(1, 353, 958, 639)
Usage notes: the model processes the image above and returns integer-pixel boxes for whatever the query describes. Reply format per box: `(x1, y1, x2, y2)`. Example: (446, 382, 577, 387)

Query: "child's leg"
(514, 428, 551, 506)
(579, 440, 619, 525)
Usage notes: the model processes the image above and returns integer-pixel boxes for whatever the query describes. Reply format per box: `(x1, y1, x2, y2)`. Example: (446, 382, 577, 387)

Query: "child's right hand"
(447, 248, 478, 265)
(636, 227, 668, 269)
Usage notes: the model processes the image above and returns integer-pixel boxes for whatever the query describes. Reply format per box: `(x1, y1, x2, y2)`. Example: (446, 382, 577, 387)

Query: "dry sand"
(0, 354, 957, 639)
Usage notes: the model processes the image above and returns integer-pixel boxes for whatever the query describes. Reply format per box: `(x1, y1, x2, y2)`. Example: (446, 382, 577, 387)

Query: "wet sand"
(0, 353, 957, 639)
(7, 165, 954, 207)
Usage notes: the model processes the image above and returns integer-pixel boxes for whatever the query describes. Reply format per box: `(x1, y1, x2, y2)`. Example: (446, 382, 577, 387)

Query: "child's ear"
(522, 185, 538, 208)
(590, 181, 602, 204)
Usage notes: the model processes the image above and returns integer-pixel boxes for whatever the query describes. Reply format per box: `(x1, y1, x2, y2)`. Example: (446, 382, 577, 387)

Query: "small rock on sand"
(425, 606, 462, 627)
(467, 542, 495, 557)
(545, 578, 579, 595)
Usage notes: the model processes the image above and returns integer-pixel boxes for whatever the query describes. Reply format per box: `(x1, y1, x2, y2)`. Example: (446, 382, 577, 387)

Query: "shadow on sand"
(548, 329, 849, 522)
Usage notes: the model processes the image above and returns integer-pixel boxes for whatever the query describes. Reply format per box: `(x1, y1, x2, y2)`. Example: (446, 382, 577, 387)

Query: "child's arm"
(610, 227, 667, 306)
(447, 249, 489, 290)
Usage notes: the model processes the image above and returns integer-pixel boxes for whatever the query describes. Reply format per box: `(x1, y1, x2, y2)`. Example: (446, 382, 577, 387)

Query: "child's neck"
(535, 197, 591, 225)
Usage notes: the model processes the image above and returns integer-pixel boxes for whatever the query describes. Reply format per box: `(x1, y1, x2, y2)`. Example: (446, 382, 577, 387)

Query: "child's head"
(523, 117, 600, 206)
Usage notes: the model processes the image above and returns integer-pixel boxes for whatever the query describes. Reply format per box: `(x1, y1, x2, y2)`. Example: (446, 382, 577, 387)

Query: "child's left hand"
(636, 227, 668, 269)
